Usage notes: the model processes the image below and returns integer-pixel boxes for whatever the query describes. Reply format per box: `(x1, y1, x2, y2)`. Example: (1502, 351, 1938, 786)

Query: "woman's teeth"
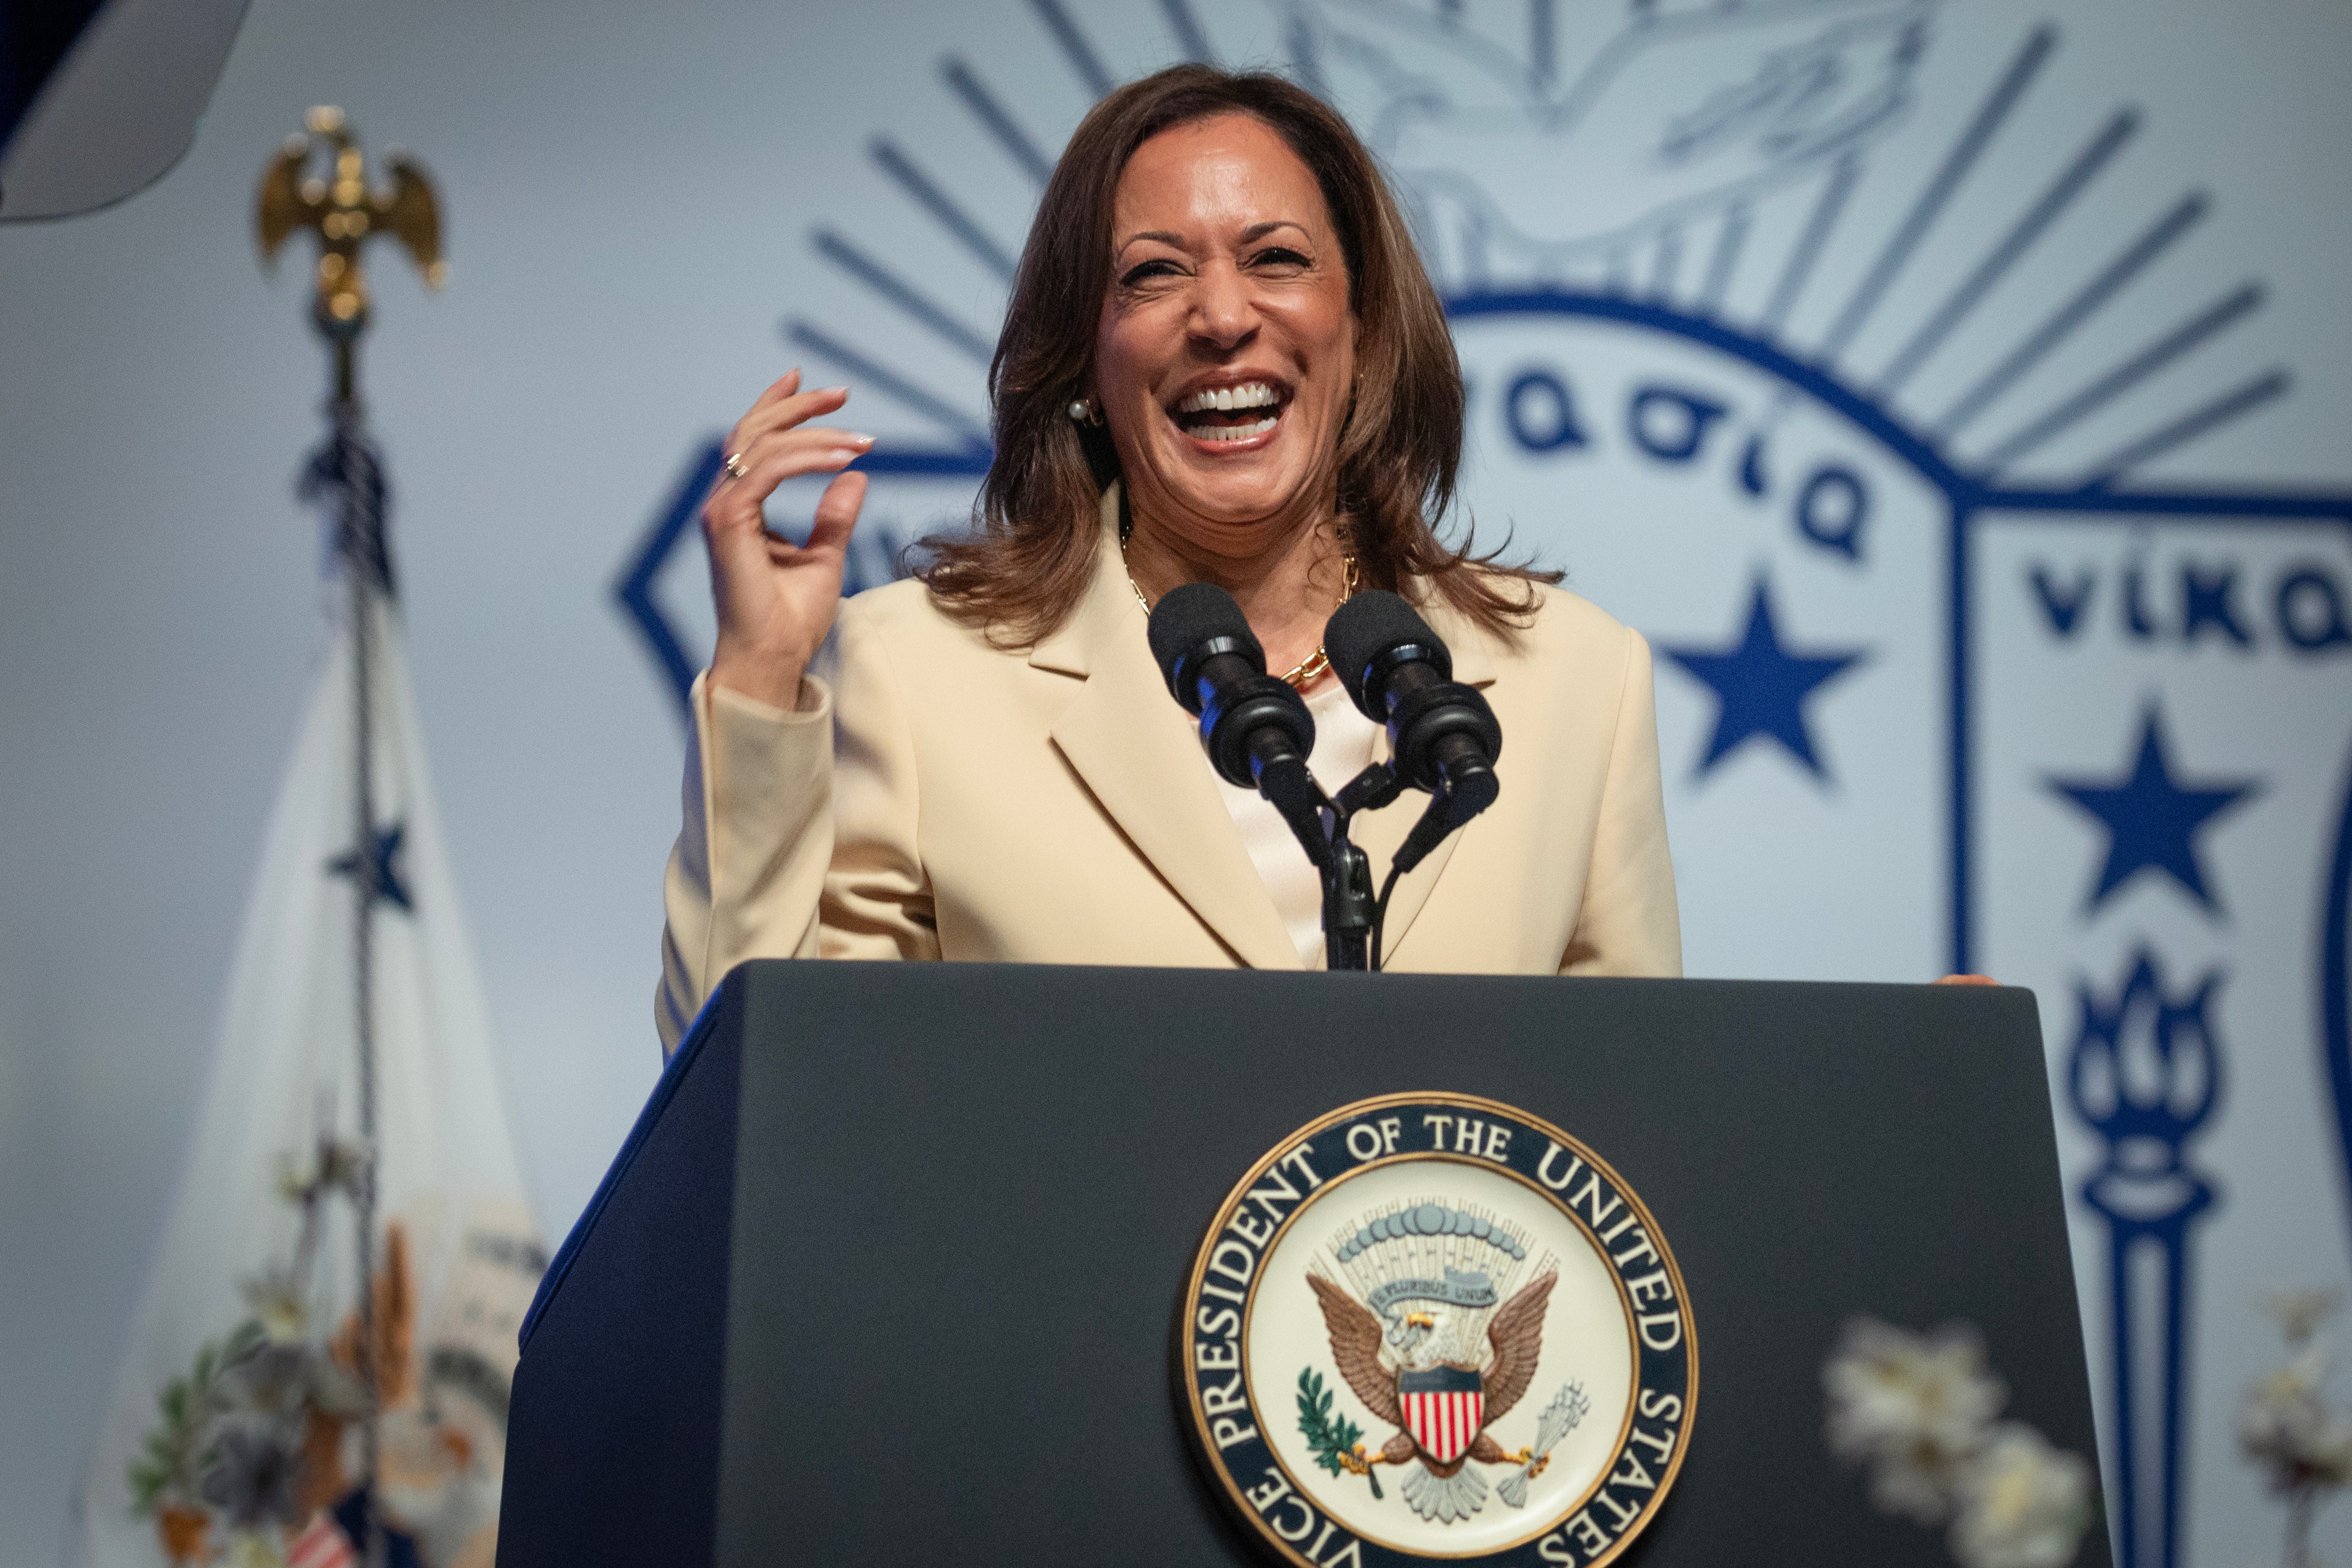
(1176, 381, 1278, 414)
(1175, 381, 1283, 441)
(1194, 414, 1278, 441)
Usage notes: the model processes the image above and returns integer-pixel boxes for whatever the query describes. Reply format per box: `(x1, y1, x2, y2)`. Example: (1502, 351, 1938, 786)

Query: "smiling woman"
(656, 65, 1682, 1053)
(928, 69, 1545, 665)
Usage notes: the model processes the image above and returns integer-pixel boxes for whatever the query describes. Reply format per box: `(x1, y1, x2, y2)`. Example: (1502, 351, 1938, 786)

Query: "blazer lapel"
(1036, 488, 1302, 970)
(1342, 594, 1500, 966)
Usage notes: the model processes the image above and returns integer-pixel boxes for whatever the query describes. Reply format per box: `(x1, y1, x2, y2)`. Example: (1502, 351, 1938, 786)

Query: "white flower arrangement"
(2242, 1290, 2352, 1568)
(1951, 1422, 2098, 1568)
(1825, 1317, 2096, 1568)
(127, 1132, 377, 1566)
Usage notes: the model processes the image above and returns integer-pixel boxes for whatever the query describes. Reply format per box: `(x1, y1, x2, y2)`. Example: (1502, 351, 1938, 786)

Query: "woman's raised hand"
(702, 369, 874, 709)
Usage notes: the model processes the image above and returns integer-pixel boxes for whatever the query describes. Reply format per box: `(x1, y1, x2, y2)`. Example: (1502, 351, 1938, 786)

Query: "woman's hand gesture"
(701, 369, 873, 709)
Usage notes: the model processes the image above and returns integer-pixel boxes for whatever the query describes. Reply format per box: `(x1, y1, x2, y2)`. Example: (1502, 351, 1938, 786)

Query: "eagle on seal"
(1308, 1269, 1558, 1522)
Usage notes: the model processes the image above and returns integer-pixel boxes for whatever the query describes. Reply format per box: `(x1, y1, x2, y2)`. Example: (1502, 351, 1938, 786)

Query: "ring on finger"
(721, 451, 751, 483)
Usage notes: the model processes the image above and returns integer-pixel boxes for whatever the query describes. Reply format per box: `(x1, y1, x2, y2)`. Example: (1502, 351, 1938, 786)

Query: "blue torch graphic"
(2068, 948, 2224, 1568)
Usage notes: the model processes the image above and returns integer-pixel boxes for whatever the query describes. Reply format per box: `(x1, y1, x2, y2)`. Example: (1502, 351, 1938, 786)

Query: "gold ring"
(722, 451, 750, 482)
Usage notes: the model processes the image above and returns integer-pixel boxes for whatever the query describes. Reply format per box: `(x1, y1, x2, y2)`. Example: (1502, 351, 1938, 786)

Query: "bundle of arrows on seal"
(1297, 1367, 1591, 1507)
(1500, 1383, 1590, 1507)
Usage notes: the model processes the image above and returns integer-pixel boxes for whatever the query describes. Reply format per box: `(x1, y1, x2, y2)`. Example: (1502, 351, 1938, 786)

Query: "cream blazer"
(657, 492, 1681, 1053)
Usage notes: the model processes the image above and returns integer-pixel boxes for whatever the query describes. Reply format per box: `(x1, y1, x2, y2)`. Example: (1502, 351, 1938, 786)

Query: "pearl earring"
(1068, 397, 1101, 426)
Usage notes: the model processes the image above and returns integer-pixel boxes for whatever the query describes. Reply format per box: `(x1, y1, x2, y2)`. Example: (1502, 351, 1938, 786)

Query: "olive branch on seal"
(1297, 1367, 1383, 1499)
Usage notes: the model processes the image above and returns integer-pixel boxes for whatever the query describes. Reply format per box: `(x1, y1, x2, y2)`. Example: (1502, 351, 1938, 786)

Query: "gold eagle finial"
(257, 105, 445, 342)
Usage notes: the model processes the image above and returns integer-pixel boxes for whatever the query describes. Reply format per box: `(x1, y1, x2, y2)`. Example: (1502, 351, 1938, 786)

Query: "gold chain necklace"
(1121, 533, 1358, 689)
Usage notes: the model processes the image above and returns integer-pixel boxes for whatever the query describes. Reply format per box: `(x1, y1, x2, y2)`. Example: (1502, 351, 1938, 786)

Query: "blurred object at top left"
(0, 0, 252, 221)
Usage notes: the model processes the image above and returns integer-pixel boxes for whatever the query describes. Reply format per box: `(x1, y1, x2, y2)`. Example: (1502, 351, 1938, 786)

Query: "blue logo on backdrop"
(2046, 707, 2261, 916)
(2070, 947, 2223, 1568)
(1656, 577, 1869, 780)
(612, 7, 2352, 1564)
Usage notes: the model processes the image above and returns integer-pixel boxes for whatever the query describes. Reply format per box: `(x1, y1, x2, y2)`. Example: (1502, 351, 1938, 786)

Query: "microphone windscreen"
(1324, 590, 1445, 718)
(1147, 581, 1262, 699)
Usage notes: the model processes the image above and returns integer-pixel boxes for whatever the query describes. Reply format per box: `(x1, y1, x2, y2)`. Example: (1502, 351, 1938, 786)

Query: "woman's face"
(1094, 113, 1357, 544)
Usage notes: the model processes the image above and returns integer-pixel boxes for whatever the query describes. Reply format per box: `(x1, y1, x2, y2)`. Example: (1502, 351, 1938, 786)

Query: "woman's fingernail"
(848, 433, 874, 445)
(823, 386, 850, 397)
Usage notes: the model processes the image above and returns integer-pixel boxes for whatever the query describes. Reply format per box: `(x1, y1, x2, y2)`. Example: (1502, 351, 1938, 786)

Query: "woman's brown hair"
(919, 63, 1556, 644)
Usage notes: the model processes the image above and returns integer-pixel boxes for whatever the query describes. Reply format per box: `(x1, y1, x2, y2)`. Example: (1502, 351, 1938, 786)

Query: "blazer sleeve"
(655, 599, 938, 1056)
(1558, 625, 1683, 978)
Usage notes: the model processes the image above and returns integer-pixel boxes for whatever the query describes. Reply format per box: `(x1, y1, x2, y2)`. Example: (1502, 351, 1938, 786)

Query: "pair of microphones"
(1147, 583, 1503, 970)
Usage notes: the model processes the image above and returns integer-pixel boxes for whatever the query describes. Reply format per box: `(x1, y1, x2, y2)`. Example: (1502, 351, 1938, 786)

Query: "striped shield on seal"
(1398, 1364, 1484, 1464)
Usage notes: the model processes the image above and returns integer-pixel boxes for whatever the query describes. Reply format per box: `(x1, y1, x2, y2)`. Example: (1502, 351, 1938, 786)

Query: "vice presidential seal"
(1179, 1094, 1695, 1567)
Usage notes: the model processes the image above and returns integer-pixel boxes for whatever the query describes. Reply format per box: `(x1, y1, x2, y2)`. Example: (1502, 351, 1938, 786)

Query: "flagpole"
(257, 107, 444, 1568)
(339, 348, 385, 1568)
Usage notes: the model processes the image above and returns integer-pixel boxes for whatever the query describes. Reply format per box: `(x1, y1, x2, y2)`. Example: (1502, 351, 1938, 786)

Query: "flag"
(74, 420, 544, 1568)
(284, 1513, 357, 1568)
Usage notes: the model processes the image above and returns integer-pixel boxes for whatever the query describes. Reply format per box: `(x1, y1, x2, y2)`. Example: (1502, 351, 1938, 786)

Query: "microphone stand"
(1320, 835, 1377, 972)
(1260, 761, 1412, 972)
(1268, 760, 1481, 973)
(1316, 765, 1396, 971)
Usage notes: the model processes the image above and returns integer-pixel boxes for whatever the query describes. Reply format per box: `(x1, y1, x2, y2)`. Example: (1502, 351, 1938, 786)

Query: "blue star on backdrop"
(1657, 577, 1869, 781)
(327, 821, 414, 914)
(2047, 706, 2260, 915)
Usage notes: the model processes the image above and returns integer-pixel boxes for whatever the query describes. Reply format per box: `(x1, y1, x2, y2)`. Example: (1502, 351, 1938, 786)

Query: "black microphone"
(1147, 583, 1326, 854)
(1325, 591, 1503, 829)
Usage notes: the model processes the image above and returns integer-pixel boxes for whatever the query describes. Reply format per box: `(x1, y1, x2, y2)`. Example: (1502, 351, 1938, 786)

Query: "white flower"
(239, 1266, 310, 1342)
(272, 1151, 316, 1204)
(2242, 1344, 2352, 1491)
(1948, 1421, 2095, 1568)
(1825, 1318, 2007, 1523)
(222, 1527, 288, 1568)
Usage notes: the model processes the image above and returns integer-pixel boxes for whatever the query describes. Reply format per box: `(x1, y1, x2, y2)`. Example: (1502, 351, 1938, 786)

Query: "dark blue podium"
(496, 962, 2107, 1568)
